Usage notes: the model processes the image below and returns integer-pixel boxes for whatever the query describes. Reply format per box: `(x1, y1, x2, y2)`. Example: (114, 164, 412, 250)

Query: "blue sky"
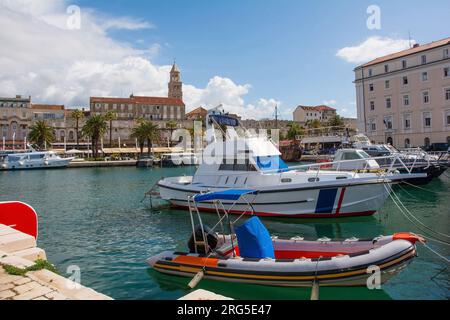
(1, 0, 449, 119)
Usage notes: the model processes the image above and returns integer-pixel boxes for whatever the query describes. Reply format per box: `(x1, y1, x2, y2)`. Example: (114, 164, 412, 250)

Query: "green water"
(0, 166, 449, 300)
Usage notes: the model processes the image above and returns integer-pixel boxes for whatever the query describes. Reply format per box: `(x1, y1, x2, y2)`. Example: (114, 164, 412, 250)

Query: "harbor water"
(0, 166, 449, 300)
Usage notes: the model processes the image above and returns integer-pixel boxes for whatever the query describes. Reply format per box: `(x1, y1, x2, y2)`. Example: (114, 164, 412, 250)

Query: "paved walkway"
(0, 224, 112, 300)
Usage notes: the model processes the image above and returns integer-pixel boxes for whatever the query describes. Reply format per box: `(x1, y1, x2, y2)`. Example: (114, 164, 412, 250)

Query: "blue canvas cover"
(235, 217, 275, 259)
(193, 189, 257, 202)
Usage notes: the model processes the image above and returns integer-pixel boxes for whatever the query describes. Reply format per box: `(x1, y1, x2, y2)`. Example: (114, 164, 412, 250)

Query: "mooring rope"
(385, 183, 450, 239)
(420, 241, 450, 264)
(401, 181, 445, 195)
(384, 184, 450, 264)
(387, 191, 450, 246)
(396, 183, 421, 200)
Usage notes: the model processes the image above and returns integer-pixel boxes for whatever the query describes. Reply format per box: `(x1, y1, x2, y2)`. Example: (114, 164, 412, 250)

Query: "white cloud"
(0, 0, 276, 120)
(336, 36, 415, 64)
(100, 17, 154, 31)
(322, 99, 337, 106)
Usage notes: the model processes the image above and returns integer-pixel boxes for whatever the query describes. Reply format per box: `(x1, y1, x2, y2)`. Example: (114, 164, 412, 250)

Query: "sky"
(1, 0, 449, 120)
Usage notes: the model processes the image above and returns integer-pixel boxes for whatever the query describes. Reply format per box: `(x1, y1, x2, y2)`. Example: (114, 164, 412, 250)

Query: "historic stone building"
(0, 96, 32, 148)
(354, 37, 450, 148)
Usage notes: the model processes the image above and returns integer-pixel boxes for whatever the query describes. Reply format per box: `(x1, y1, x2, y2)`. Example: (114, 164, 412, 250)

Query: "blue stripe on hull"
(315, 188, 338, 213)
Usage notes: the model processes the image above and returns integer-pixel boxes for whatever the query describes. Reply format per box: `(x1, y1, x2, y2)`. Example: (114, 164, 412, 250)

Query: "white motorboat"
(161, 152, 199, 167)
(0, 149, 74, 170)
(156, 107, 426, 218)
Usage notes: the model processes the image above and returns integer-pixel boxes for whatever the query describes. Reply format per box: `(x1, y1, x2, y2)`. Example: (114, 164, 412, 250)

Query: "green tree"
(82, 115, 108, 158)
(105, 110, 117, 147)
(132, 120, 160, 157)
(28, 120, 54, 150)
(328, 115, 345, 128)
(165, 120, 178, 146)
(287, 122, 305, 140)
(70, 109, 84, 148)
(131, 122, 146, 157)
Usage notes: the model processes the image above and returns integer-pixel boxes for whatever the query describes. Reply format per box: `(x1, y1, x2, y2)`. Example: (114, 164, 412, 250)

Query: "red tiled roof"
(132, 96, 185, 106)
(297, 105, 336, 112)
(90, 95, 185, 106)
(186, 107, 207, 116)
(361, 37, 450, 68)
(31, 104, 65, 110)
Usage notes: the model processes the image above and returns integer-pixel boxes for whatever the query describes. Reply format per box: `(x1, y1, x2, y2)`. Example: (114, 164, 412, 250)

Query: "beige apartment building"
(354, 37, 450, 148)
(293, 105, 337, 124)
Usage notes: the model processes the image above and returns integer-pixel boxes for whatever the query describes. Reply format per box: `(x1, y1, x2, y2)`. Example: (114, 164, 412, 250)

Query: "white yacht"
(156, 107, 425, 218)
(161, 152, 199, 167)
(0, 149, 74, 170)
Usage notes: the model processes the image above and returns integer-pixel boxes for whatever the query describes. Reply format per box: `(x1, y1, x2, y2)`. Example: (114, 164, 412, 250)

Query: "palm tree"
(70, 109, 84, 148)
(28, 120, 54, 150)
(131, 123, 146, 157)
(165, 120, 178, 146)
(287, 122, 305, 140)
(131, 120, 160, 157)
(82, 115, 108, 158)
(105, 111, 117, 147)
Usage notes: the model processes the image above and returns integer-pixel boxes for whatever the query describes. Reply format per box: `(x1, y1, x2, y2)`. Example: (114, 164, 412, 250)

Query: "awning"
(193, 189, 257, 202)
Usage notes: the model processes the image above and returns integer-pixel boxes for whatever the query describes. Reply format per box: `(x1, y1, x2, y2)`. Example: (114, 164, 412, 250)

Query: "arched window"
(424, 137, 430, 147)
(386, 137, 393, 145)
(69, 131, 74, 141)
(404, 138, 410, 148)
(447, 136, 450, 145)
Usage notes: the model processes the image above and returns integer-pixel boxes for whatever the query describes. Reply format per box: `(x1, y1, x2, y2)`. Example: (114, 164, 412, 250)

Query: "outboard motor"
(188, 225, 218, 254)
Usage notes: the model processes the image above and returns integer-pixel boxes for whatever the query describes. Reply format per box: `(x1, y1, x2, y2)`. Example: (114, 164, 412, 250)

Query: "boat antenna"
(274, 104, 279, 129)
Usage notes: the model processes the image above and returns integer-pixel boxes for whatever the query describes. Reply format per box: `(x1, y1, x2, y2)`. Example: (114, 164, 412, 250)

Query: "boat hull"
(147, 237, 417, 287)
(158, 181, 390, 218)
(1, 158, 73, 170)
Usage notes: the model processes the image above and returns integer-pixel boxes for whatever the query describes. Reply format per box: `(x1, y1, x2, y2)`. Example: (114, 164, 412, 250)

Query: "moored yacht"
(0, 149, 73, 170)
(156, 107, 426, 218)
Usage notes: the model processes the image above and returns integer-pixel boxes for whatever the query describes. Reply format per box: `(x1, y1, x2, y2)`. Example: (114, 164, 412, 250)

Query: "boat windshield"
(255, 156, 289, 172)
(357, 150, 371, 159)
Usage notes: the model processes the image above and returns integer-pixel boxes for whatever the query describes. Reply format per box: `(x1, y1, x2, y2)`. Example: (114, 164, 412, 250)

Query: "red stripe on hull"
(274, 250, 347, 259)
(335, 187, 347, 215)
(171, 204, 375, 218)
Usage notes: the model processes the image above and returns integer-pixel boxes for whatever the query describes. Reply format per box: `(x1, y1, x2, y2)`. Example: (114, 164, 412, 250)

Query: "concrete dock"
(68, 160, 136, 168)
(0, 224, 112, 300)
(178, 289, 233, 300)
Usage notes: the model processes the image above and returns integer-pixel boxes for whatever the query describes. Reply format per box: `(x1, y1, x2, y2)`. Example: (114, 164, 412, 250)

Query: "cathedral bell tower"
(168, 62, 183, 100)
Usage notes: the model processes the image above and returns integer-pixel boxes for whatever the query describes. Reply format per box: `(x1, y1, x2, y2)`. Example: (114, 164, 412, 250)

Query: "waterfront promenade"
(0, 224, 112, 300)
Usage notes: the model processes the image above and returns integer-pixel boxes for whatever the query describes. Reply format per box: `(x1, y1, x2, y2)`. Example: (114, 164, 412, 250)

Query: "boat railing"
(265, 154, 419, 177)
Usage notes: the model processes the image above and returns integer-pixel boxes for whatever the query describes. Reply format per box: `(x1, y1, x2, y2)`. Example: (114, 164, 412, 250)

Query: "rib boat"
(156, 107, 426, 218)
(147, 190, 421, 287)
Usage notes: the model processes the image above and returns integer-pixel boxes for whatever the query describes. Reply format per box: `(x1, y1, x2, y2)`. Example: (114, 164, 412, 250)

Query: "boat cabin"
(332, 149, 380, 171)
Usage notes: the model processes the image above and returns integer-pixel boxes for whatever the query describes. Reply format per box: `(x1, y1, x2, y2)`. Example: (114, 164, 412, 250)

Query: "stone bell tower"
(168, 62, 183, 100)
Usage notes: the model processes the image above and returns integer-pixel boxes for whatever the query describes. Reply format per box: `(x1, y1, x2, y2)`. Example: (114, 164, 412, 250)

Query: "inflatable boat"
(147, 232, 420, 287)
(147, 189, 421, 287)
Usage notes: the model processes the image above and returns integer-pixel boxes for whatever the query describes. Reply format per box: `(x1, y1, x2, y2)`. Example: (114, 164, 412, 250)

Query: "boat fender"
(393, 232, 425, 244)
